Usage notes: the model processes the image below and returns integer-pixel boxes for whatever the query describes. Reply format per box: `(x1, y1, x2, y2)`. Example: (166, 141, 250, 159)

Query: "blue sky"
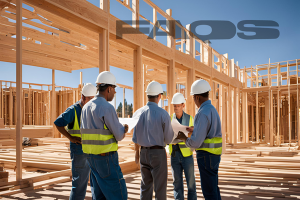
(1, 0, 299, 105)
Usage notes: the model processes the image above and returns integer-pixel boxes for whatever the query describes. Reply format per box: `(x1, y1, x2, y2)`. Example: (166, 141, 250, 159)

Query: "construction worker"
(54, 83, 97, 200)
(169, 93, 197, 200)
(133, 81, 174, 200)
(80, 71, 128, 200)
(177, 79, 222, 200)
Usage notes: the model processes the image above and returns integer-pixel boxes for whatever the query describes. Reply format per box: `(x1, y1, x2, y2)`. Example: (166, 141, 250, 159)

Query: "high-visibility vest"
(169, 112, 194, 157)
(67, 108, 81, 138)
(196, 137, 222, 155)
(80, 123, 118, 155)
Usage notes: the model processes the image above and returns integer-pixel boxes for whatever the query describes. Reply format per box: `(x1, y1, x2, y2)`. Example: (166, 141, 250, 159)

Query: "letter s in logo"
(237, 20, 279, 39)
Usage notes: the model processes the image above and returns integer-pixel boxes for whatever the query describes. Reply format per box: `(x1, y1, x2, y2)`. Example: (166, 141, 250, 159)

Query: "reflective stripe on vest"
(197, 137, 222, 155)
(68, 109, 81, 138)
(169, 113, 194, 157)
(80, 126, 118, 155)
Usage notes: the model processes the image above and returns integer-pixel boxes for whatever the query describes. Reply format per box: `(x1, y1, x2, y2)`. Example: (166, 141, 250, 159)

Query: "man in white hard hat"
(54, 83, 97, 200)
(80, 71, 128, 199)
(133, 81, 174, 200)
(177, 79, 222, 200)
(169, 93, 197, 200)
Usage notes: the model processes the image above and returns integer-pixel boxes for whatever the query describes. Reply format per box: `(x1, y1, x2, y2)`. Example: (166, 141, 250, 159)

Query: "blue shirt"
(185, 100, 222, 149)
(81, 94, 125, 141)
(54, 101, 82, 129)
(132, 102, 174, 147)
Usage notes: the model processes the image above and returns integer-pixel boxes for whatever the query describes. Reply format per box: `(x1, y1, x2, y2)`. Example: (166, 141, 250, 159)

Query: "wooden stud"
(265, 92, 270, 143)
(186, 68, 195, 117)
(99, 31, 109, 72)
(287, 62, 291, 145)
(132, 0, 139, 29)
(270, 90, 274, 146)
(227, 85, 232, 144)
(16, 0, 22, 182)
(166, 9, 175, 49)
(9, 88, 13, 125)
(133, 46, 143, 112)
(167, 59, 176, 114)
(122, 88, 125, 118)
(256, 91, 259, 143)
(153, 9, 157, 40)
(277, 90, 280, 145)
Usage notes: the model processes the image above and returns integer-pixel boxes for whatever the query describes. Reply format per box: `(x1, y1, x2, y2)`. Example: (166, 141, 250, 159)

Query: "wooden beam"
(122, 88, 125, 118)
(167, 59, 176, 114)
(153, 8, 157, 40)
(133, 46, 143, 112)
(297, 59, 300, 146)
(132, 0, 139, 29)
(277, 90, 280, 145)
(227, 85, 232, 144)
(16, 0, 22, 182)
(9, 88, 13, 125)
(186, 68, 195, 117)
(256, 91, 259, 143)
(99, 31, 109, 72)
(287, 62, 291, 145)
(270, 90, 274, 146)
(166, 9, 175, 49)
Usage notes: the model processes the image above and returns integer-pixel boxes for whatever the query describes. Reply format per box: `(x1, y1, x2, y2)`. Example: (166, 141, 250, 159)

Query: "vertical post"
(227, 85, 232, 144)
(122, 88, 125, 118)
(143, 65, 147, 105)
(287, 62, 291, 145)
(186, 24, 194, 56)
(153, 9, 157, 40)
(132, 0, 139, 29)
(268, 58, 271, 86)
(251, 105, 254, 142)
(232, 88, 236, 144)
(277, 64, 280, 86)
(250, 66, 253, 87)
(220, 85, 226, 153)
(256, 65, 259, 87)
(16, 0, 22, 182)
(51, 70, 57, 138)
(99, 31, 109, 72)
(270, 90, 274, 146)
(297, 59, 300, 146)
(9, 88, 13, 125)
(133, 46, 143, 112)
(186, 68, 195, 116)
(167, 59, 176, 114)
(166, 9, 175, 49)
(237, 88, 240, 143)
(256, 91, 259, 142)
(264, 93, 270, 143)
(277, 90, 280, 145)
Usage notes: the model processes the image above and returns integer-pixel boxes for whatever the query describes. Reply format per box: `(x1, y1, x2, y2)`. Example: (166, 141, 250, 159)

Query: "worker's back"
(133, 102, 174, 147)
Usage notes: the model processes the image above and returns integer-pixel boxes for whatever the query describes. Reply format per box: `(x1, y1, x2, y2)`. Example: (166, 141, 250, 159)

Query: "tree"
(117, 102, 122, 117)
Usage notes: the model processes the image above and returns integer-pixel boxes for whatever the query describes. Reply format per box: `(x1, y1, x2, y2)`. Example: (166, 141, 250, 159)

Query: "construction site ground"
(0, 136, 299, 199)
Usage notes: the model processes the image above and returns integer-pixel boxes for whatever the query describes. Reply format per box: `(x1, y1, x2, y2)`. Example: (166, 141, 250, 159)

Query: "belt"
(141, 146, 164, 149)
(99, 151, 116, 156)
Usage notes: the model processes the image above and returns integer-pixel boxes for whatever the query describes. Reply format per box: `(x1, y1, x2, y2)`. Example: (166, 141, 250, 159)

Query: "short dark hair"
(147, 93, 163, 101)
(96, 84, 115, 92)
(195, 91, 209, 98)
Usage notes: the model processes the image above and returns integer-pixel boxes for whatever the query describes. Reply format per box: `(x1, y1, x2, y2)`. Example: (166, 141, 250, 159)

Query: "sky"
(0, 0, 299, 106)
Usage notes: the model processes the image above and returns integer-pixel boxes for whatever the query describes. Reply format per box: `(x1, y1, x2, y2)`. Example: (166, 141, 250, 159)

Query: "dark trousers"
(196, 150, 221, 200)
(140, 148, 167, 200)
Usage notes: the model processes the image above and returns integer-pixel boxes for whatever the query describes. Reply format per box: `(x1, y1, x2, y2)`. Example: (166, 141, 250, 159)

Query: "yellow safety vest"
(196, 137, 222, 155)
(67, 108, 81, 138)
(169, 113, 194, 157)
(80, 123, 118, 155)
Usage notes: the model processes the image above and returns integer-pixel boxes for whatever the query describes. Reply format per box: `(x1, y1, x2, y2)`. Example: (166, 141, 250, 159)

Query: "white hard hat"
(82, 83, 97, 97)
(95, 71, 117, 86)
(145, 81, 163, 96)
(190, 79, 211, 95)
(171, 93, 186, 104)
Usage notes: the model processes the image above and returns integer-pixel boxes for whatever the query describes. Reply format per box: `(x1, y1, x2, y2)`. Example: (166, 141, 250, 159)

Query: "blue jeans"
(69, 142, 91, 200)
(171, 145, 197, 200)
(87, 151, 127, 200)
(196, 150, 221, 200)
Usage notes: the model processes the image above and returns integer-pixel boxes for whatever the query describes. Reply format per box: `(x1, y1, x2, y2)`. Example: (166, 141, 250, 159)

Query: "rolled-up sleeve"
(54, 107, 74, 127)
(185, 113, 209, 149)
(162, 114, 174, 144)
(104, 107, 125, 141)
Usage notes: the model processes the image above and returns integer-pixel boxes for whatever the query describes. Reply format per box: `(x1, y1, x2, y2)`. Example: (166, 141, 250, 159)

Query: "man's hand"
(69, 136, 82, 145)
(176, 131, 188, 142)
(186, 127, 194, 132)
(124, 124, 129, 133)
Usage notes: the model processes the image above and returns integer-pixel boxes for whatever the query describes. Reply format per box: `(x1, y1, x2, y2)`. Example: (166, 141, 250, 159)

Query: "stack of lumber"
(0, 136, 138, 196)
(217, 144, 300, 199)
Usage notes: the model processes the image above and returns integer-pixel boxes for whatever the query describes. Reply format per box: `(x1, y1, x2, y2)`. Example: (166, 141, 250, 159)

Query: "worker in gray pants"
(133, 81, 174, 200)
